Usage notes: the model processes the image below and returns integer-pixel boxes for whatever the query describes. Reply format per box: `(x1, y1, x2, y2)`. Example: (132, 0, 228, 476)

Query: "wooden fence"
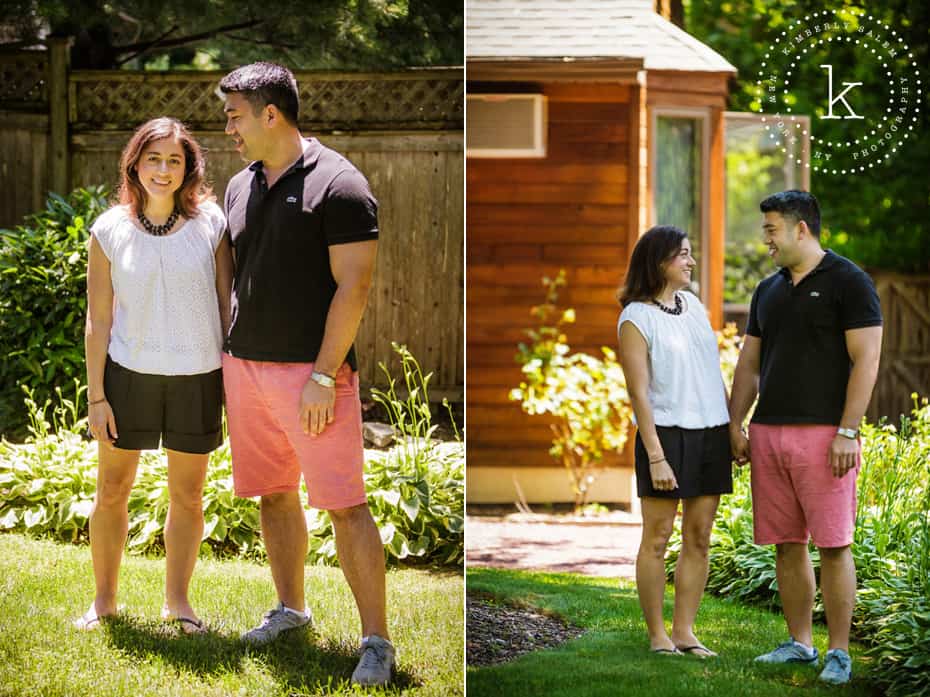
(869, 271, 930, 423)
(0, 45, 464, 398)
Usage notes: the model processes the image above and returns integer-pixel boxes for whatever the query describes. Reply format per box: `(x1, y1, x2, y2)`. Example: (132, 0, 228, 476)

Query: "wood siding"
(467, 82, 635, 472)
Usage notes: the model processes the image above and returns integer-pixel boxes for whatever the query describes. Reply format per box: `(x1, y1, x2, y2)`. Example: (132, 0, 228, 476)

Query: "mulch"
(466, 592, 585, 667)
(467, 515, 641, 669)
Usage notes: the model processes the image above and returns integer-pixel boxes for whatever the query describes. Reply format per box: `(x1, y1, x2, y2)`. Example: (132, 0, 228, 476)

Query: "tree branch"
(114, 19, 264, 65)
(226, 33, 302, 50)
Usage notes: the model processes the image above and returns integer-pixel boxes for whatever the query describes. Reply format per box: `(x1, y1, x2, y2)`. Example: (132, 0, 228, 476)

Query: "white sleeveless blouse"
(617, 293, 730, 429)
(91, 201, 227, 376)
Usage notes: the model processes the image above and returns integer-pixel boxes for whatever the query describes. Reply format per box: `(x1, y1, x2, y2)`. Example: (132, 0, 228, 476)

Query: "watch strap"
(310, 370, 336, 388)
(837, 427, 858, 440)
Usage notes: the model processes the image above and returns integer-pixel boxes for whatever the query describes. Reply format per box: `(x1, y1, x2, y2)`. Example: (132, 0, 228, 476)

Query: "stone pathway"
(466, 514, 642, 579)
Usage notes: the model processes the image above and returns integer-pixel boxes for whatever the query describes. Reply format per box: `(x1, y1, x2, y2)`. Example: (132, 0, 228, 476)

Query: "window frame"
(649, 106, 712, 304)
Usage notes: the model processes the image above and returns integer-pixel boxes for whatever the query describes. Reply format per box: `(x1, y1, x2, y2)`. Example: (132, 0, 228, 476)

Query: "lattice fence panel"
(0, 52, 47, 108)
(71, 72, 463, 131)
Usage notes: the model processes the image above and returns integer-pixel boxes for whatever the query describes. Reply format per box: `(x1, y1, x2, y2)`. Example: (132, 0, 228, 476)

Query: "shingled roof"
(467, 0, 737, 73)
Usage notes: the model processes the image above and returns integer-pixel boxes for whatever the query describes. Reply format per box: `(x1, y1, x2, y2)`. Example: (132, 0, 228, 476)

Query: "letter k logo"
(820, 65, 865, 119)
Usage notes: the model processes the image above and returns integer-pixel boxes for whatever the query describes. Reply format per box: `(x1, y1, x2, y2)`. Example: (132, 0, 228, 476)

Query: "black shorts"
(634, 424, 733, 499)
(103, 356, 223, 454)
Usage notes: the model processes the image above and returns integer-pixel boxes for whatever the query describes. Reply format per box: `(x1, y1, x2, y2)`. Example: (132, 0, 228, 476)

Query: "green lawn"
(467, 568, 880, 697)
(0, 534, 463, 697)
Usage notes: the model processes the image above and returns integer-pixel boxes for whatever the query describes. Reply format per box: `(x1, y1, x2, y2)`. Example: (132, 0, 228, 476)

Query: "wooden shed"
(466, 0, 736, 506)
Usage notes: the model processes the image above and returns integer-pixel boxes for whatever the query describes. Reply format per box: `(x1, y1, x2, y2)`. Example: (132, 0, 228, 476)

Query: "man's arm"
(214, 235, 234, 338)
(829, 325, 883, 477)
(729, 334, 761, 463)
(299, 239, 378, 435)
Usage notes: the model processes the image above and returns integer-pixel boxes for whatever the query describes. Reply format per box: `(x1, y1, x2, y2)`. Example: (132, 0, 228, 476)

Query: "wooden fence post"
(47, 37, 71, 196)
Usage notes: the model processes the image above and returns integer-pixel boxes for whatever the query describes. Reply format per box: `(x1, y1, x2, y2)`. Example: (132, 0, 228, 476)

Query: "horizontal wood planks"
(467, 82, 633, 474)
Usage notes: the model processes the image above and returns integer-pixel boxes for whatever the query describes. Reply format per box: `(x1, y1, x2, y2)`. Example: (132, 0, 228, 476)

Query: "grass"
(467, 568, 881, 697)
(0, 533, 463, 697)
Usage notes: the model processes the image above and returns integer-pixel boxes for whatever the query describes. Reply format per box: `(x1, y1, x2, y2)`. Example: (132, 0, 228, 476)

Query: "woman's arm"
(85, 235, 117, 445)
(214, 235, 234, 338)
(618, 320, 678, 491)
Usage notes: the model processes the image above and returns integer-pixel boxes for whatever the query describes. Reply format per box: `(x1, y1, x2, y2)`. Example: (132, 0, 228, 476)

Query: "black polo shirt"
(747, 250, 882, 425)
(223, 138, 379, 369)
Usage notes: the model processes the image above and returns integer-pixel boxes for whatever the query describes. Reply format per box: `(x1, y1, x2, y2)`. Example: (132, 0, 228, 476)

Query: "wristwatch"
(837, 427, 858, 440)
(310, 370, 336, 388)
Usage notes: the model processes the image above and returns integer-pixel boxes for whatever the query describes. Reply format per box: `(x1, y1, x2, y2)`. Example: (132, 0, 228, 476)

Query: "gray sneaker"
(351, 635, 395, 686)
(241, 602, 311, 645)
(754, 638, 819, 665)
(819, 648, 852, 684)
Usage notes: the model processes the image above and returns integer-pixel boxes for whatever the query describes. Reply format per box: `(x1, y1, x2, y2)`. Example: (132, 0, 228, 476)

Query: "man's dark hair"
(219, 62, 299, 126)
(617, 225, 688, 307)
(759, 189, 821, 239)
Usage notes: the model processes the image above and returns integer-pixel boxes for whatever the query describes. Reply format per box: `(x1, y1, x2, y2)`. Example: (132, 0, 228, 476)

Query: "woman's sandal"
(72, 607, 102, 631)
(162, 608, 207, 635)
(651, 647, 683, 655)
(676, 644, 718, 658)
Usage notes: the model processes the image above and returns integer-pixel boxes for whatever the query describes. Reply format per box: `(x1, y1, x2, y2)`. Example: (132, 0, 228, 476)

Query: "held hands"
(730, 425, 750, 466)
(649, 456, 678, 491)
(829, 435, 859, 478)
(299, 377, 335, 436)
(88, 400, 118, 448)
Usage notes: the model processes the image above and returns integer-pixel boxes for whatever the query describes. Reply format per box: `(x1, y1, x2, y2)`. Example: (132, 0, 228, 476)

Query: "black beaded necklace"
(138, 206, 180, 236)
(652, 293, 683, 316)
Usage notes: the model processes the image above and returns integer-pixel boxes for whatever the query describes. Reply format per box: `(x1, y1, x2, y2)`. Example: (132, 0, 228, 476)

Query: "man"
(218, 62, 393, 686)
(729, 190, 882, 686)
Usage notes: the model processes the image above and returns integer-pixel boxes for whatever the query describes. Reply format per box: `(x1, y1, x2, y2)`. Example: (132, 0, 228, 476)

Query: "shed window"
(653, 111, 708, 298)
(723, 112, 811, 312)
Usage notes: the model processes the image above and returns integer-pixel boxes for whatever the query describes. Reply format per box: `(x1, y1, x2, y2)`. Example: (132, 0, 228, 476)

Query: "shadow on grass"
(466, 569, 882, 697)
(101, 615, 419, 693)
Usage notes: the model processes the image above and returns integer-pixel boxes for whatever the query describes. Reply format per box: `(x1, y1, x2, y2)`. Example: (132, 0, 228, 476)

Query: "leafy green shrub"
(0, 346, 464, 568)
(0, 187, 109, 439)
(667, 396, 930, 696)
(510, 271, 634, 512)
(724, 239, 772, 305)
(308, 343, 464, 566)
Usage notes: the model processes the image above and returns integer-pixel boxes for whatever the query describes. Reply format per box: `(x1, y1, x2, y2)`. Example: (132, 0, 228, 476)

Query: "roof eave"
(466, 57, 644, 82)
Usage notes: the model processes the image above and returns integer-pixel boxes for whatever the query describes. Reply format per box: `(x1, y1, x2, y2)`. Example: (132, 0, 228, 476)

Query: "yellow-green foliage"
(510, 271, 634, 510)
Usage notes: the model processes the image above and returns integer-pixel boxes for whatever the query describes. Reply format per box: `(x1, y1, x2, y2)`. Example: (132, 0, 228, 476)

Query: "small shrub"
(510, 271, 634, 512)
(724, 239, 772, 305)
(0, 187, 109, 439)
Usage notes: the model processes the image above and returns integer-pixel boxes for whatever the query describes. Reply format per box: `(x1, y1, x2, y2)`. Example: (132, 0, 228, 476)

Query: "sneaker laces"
(254, 607, 285, 632)
(358, 641, 389, 671)
(825, 651, 850, 670)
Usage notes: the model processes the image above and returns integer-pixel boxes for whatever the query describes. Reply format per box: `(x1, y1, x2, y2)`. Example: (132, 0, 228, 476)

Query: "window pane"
(656, 116, 703, 295)
(724, 115, 809, 305)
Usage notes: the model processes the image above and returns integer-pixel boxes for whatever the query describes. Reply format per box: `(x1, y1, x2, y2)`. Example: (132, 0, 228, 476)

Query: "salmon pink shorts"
(748, 424, 859, 548)
(222, 354, 367, 510)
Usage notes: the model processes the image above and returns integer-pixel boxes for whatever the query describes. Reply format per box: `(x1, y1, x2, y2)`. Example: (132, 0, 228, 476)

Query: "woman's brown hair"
(617, 225, 688, 307)
(117, 117, 212, 218)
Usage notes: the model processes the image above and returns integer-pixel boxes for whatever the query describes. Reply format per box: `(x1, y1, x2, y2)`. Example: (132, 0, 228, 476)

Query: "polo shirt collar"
(248, 137, 323, 180)
(777, 249, 838, 283)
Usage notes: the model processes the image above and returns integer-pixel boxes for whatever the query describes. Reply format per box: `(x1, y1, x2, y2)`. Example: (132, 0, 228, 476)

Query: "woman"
(617, 225, 731, 657)
(75, 117, 233, 633)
